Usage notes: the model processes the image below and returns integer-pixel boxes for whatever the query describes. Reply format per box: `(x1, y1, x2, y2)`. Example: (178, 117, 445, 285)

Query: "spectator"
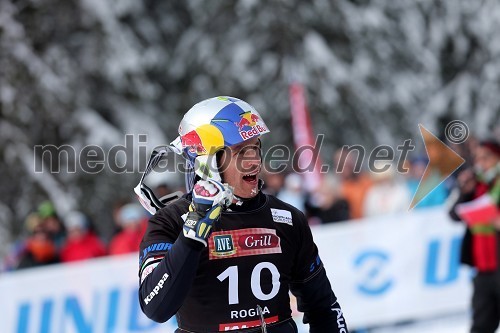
(261, 168, 285, 196)
(449, 139, 500, 333)
(16, 213, 58, 269)
(155, 183, 173, 198)
(60, 212, 106, 262)
(363, 167, 411, 217)
(277, 173, 306, 213)
(306, 175, 350, 224)
(2, 214, 39, 271)
(37, 201, 66, 249)
(112, 198, 132, 234)
(334, 149, 373, 219)
(109, 203, 147, 255)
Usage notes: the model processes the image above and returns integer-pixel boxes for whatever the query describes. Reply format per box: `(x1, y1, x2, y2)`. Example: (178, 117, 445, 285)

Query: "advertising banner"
(0, 207, 471, 332)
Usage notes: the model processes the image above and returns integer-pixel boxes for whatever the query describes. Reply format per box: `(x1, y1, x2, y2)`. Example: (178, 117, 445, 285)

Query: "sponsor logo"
(219, 315, 278, 331)
(235, 111, 260, 131)
(213, 235, 236, 256)
(139, 242, 172, 264)
(181, 130, 206, 154)
(238, 234, 279, 250)
(240, 124, 268, 140)
(208, 228, 281, 260)
(185, 218, 197, 227)
(332, 303, 347, 333)
(270, 209, 292, 226)
(230, 306, 270, 319)
(143, 273, 169, 305)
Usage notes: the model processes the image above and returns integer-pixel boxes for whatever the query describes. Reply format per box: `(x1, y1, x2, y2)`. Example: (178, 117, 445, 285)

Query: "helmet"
(171, 96, 270, 188)
(134, 96, 269, 214)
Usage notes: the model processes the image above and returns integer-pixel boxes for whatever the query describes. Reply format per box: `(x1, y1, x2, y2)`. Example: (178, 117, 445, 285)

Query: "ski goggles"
(134, 144, 185, 214)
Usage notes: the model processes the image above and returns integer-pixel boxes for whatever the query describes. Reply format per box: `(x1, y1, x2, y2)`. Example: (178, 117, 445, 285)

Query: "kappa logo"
(270, 209, 292, 226)
(213, 235, 236, 256)
(144, 273, 169, 305)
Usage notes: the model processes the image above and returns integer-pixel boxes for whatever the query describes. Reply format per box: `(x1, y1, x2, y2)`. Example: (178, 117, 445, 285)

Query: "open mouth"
(242, 173, 258, 184)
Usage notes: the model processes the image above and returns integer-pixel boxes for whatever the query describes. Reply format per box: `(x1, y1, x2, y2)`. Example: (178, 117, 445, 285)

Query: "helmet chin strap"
(232, 179, 265, 206)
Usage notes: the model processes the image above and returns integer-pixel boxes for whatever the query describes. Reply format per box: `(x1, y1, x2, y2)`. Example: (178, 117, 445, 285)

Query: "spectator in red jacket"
(60, 212, 106, 262)
(449, 139, 500, 333)
(109, 203, 147, 255)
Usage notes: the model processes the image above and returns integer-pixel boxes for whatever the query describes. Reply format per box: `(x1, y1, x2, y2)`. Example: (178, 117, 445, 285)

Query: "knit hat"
(24, 213, 43, 233)
(479, 140, 500, 157)
(118, 204, 146, 226)
(64, 211, 88, 230)
(38, 201, 57, 219)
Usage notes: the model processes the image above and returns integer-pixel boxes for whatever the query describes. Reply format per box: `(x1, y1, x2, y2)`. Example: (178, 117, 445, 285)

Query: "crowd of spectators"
(2, 200, 148, 271)
(263, 146, 460, 225)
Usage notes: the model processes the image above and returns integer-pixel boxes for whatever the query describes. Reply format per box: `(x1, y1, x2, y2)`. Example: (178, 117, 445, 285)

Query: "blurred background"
(1, 0, 499, 332)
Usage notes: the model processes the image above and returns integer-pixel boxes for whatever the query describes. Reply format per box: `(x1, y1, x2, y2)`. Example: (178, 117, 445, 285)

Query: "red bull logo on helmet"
(236, 111, 268, 140)
(240, 124, 268, 140)
(236, 111, 260, 130)
(181, 130, 206, 154)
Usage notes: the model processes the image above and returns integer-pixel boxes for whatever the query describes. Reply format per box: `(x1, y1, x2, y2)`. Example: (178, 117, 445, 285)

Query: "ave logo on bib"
(213, 235, 236, 256)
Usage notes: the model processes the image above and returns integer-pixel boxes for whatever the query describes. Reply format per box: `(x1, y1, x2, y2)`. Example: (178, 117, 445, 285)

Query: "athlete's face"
(219, 137, 262, 199)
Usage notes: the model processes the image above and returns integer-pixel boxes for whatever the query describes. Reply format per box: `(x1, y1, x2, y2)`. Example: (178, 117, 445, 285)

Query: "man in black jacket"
(449, 139, 500, 333)
(136, 96, 349, 332)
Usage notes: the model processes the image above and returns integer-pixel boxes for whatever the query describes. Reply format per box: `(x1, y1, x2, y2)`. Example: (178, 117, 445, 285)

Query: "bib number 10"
(217, 262, 280, 305)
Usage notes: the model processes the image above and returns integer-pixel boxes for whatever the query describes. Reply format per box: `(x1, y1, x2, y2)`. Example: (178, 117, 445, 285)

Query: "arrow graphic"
(409, 124, 465, 210)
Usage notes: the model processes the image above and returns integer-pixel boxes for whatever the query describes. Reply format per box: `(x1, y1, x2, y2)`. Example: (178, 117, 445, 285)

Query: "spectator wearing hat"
(60, 212, 106, 262)
(277, 173, 307, 213)
(449, 139, 500, 333)
(109, 204, 148, 255)
(15, 213, 59, 269)
(363, 165, 411, 217)
(37, 201, 66, 249)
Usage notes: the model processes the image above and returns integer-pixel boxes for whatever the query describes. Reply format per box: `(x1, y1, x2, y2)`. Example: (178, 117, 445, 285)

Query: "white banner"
(315, 207, 472, 329)
(0, 207, 472, 332)
(0, 255, 178, 333)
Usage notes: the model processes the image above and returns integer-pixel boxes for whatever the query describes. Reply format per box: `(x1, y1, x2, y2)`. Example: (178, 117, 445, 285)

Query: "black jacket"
(138, 192, 348, 332)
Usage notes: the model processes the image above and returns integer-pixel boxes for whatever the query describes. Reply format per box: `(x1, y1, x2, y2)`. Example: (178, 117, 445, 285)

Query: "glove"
(183, 179, 233, 246)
